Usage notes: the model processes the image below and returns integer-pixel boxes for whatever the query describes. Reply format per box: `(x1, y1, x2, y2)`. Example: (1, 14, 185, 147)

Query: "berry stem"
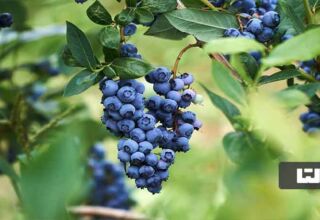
(303, 0, 315, 24)
(172, 42, 201, 78)
(236, 14, 244, 31)
(210, 54, 241, 80)
(200, 0, 218, 11)
(120, 27, 126, 43)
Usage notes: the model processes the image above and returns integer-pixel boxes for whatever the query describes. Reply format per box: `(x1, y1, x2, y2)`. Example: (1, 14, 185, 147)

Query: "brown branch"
(209, 53, 241, 80)
(68, 206, 148, 220)
(172, 42, 201, 78)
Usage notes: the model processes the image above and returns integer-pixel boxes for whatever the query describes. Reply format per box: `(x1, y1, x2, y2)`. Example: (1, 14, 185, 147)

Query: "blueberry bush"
(1, 0, 320, 219)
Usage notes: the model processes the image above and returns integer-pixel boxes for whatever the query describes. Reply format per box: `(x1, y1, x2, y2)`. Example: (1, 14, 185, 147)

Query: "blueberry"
(133, 110, 144, 120)
(127, 166, 140, 179)
(157, 160, 170, 170)
(178, 123, 194, 138)
(145, 70, 156, 83)
(103, 97, 122, 111)
(131, 152, 145, 165)
(108, 110, 122, 121)
(106, 119, 120, 135)
(101, 80, 119, 97)
(209, 0, 225, 7)
(130, 128, 146, 142)
(132, 93, 144, 110)
(122, 139, 139, 153)
(159, 130, 175, 146)
(153, 67, 171, 83)
(166, 91, 182, 102)
(181, 89, 196, 102)
(117, 139, 126, 150)
(241, 31, 255, 39)
(145, 153, 158, 166)
(160, 149, 175, 164)
(193, 120, 203, 130)
(124, 23, 137, 36)
(153, 82, 171, 95)
(0, 13, 13, 28)
(262, 11, 280, 27)
(118, 150, 131, 162)
(146, 128, 163, 144)
(146, 175, 161, 188)
(178, 100, 192, 108)
(75, 0, 87, 3)
(146, 95, 163, 110)
(170, 78, 185, 91)
(257, 27, 274, 42)
(246, 18, 263, 34)
(161, 99, 178, 113)
(250, 51, 262, 61)
(155, 110, 172, 121)
(241, 0, 256, 11)
(138, 141, 154, 154)
(134, 81, 145, 94)
(176, 137, 190, 152)
(224, 28, 241, 37)
(257, 7, 267, 15)
(135, 178, 147, 188)
(157, 170, 169, 181)
(91, 143, 105, 160)
(119, 104, 135, 118)
(147, 185, 162, 194)
(117, 86, 136, 103)
(120, 43, 138, 57)
(137, 114, 156, 131)
(182, 111, 196, 124)
(117, 119, 135, 133)
(139, 165, 155, 178)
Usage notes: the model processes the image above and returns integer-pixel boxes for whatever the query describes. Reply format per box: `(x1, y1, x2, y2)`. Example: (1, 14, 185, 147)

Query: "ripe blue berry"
(262, 11, 280, 27)
(224, 28, 241, 37)
(138, 141, 154, 154)
(118, 150, 131, 162)
(170, 78, 185, 91)
(124, 23, 137, 36)
(127, 166, 140, 179)
(166, 91, 181, 102)
(257, 27, 274, 42)
(103, 97, 122, 111)
(176, 137, 190, 152)
(131, 152, 146, 165)
(101, 80, 119, 97)
(122, 139, 139, 153)
(181, 89, 196, 102)
(135, 178, 147, 188)
(120, 43, 138, 57)
(246, 18, 263, 34)
(130, 128, 146, 142)
(161, 99, 178, 113)
(160, 149, 175, 164)
(120, 104, 135, 118)
(153, 82, 171, 95)
(157, 160, 170, 170)
(75, 0, 87, 3)
(146, 95, 163, 110)
(117, 86, 136, 103)
(146, 128, 163, 143)
(178, 123, 194, 138)
(117, 119, 135, 133)
(182, 111, 196, 124)
(0, 13, 13, 28)
(153, 67, 171, 83)
(137, 114, 156, 131)
(139, 165, 155, 178)
(146, 153, 158, 166)
(193, 120, 203, 130)
(157, 170, 169, 181)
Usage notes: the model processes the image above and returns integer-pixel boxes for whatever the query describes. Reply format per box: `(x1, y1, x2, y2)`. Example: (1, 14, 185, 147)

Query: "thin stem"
(210, 53, 241, 80)
(303, 0, 315, 24)
(28, 106, 78, 148)
(200, 0, 218, 11)
(120, 27, 126, 43)
(172, 42, 201, 78)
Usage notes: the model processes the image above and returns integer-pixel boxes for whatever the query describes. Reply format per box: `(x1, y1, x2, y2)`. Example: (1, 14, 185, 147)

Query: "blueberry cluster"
(99, 68, 202, 193)
(88, 143, 133, 209)
(300, 110, 320, 133)
(120, 43, 142, 59)
(224, 0, 280, 61)
(0, 12, 13, 28)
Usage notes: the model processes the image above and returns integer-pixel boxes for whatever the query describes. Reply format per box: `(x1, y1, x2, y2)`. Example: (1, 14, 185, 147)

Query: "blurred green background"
(1, 0, 320, 220)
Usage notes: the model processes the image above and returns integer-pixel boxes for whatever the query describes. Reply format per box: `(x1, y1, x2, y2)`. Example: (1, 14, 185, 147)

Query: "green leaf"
(165, 9, 237, 42)
(64, 69, 97, 97)
(135, 8, 155, 24)
(99, 26, 120, 49)
(61, 45, 81, 67)
(20, 120, 105, 220)
(103, 47, 120, 62)
(284, 82, 320, 97)
(86, 0, 113, 25)
(211, 61, 246, 105)
(262, 28, 320, 67)
(66, 21, 98, 70)
(205, 38, 265, 54)
(126, 0, 137, 7)
(102, 66, 117, 78)
(201, 84, 240, 125)
(275, 89, 310, 109)
(223, 131, 266, 164)
(115, 8, 135, 26)
(111, 58, 153, 79)
(230, 53, 258, 82)
(144, 14, 188, 40)
(141, 0, 177, 13)
(259, 69, 301, 85)
(279, 0, 305, 34)
(180, 0, 205, 8)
